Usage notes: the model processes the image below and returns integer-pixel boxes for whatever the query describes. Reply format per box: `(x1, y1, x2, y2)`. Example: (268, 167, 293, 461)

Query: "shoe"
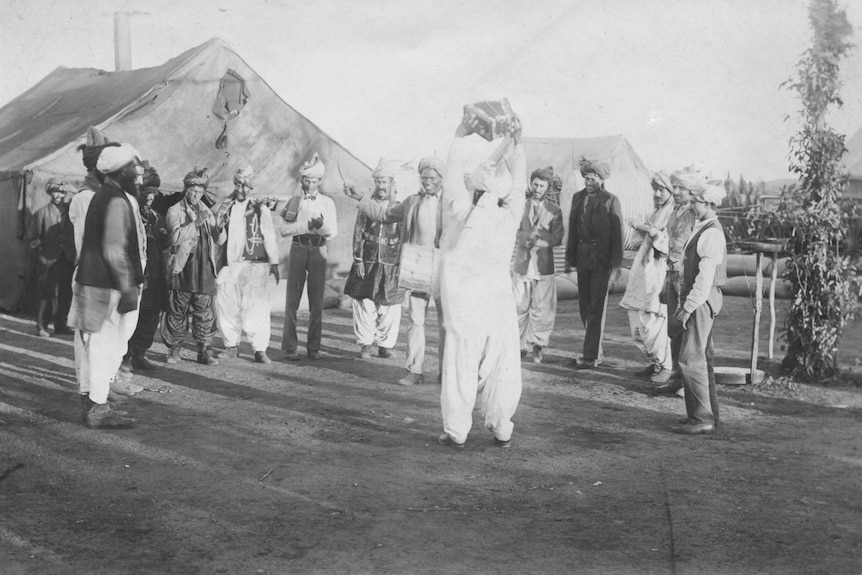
(493, 437, 511, 449)
(359, 345, 372, 359)
(437, 433, 465, 448)
(111, 378, 144, 397)
(210, 348, 226, 360)
(283, 351, 301, 362)
(223, 346, 238, 359)
(672, 422, 714, 435)
(575, 359, 598, 370)
(254, 351, 272, 364)
(634, 365, 656, 377)
(378, 347, 395, 359)
(107, 390, 129, 405)
(53, 326, 74, 336)
(677, 417, 692, 425)
(531, 345, 543, 364)
(166, 347, 181, 364)
(196, 343, 218, 366)
(120, 356, 133, 373)
(81, 395, 130, 423)
(669, 370, 682, 381)
(307, 351, 321, 360)
(650, 368, 672, 384)
(37, 327, 50, 338)
(130, 354, 157, 371)
(653, 382, 684, 395)
(85, 403, 136, 429)
(398, 372, 424, 386)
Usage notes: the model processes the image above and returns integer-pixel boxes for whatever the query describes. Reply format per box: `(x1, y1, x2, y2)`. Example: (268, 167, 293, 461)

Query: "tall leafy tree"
(781, 0, 857, 378)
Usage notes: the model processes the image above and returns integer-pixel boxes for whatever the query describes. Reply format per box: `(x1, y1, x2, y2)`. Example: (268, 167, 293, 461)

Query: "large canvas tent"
(521, 135, 656, 269)
(0, 37, 371, 310)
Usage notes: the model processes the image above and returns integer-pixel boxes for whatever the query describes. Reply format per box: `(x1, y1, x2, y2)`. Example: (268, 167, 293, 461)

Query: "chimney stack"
(114, 12, 132, 71)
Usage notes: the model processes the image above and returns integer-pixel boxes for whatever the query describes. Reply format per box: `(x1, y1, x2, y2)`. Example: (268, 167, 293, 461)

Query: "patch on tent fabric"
(212, 70, 249, 121)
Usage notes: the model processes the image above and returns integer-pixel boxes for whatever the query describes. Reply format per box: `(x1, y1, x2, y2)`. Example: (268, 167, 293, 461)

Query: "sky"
(1, 0, 862, 182)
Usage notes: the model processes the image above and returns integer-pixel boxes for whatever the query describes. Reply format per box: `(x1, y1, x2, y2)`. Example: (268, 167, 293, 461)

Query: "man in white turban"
(673, 184, 727, 435)
(436, 111, 525, 449)
(215, 165, 280, 364)
(344, 155, 448, 385)
(68, 143, 145, 429)
(344, 159, 404, 359)
(277, 153, 338, 360)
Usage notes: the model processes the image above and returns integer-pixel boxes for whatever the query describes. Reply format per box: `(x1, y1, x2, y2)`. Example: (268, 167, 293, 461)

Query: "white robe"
(438, 139, 526, 444)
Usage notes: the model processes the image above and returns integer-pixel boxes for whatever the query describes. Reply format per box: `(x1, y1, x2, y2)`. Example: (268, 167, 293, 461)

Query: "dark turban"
(418, 157, 446, 177)
(45, 177, 68, 194)
(579, 159, 611, 180)
(530, 166, 555, 183)
(77, 142, 121, 172)
(142, 165, 161, 189)
(183, 167, 209, 189)
(552, 175, 563, 193)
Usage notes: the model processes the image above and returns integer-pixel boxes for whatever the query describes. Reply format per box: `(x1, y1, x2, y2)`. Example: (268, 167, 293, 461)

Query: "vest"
(681, 218, 727, 314)
(76, 181, 144, 289)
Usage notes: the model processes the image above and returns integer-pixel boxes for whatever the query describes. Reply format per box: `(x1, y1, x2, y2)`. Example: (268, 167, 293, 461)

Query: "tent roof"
(0, 42, 211, 172)
(521, 135, 650, 173)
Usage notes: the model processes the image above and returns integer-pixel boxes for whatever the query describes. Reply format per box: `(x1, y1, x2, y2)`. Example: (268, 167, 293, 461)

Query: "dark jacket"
(565, 187, 624, 271)
(513, 198, 564, 276)
(76, 180, 144, 291)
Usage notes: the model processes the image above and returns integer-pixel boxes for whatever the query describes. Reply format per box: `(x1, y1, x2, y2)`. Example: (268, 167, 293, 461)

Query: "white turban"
(299, 153, 325, 178)
(695, 184, 726, 207)
(671, 170, 707, 193)
(372, 158, 400, 180)
(418, 157, 446, 177)
(469, 161, 509, 197)
(234, 165, 254, 185)
(96, 143, 140, 174)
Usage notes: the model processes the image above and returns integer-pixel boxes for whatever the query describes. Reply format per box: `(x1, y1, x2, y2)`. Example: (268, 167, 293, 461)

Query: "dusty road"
(1, 295, 861, 574)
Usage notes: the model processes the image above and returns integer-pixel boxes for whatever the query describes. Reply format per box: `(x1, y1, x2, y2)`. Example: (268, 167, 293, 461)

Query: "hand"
(158, 228, 169, 237)
(456, 112, 479, 138)
(609, 267, 622, 285)
(510, 115, 522, 145)
(675, 308, 691, 330)
(353, 260, 366, 279)
(310, 215, 324, 230)
(118, 288, 138, 314)
(30, 239, 41, 249)
(343, 184, 363, 201)
(269, 264, 280, 283)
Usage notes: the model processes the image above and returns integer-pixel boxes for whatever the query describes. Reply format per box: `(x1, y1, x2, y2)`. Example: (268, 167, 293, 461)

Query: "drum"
(398, 243, 438, 293)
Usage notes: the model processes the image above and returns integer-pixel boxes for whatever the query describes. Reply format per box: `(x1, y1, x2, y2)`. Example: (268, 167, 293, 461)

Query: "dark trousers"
(679, 303, 720, 425)
(161, 289, 215, 348)
(40, 258, 74, 330)
(282, 243, 327, 353)
(576, 244, 610, 362)
(666, 270, 683, 371)
(128, 304, 161, 356)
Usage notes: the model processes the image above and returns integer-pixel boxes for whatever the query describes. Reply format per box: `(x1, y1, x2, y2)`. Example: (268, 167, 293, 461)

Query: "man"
(564, 159, 624, 369)
(653, 170, 701, 396)
(345, 156, 447, 386)
(620, 171, 675, 384)
(512, 166, 564, 364)
(437, 113, 525, 449)
(162, 168, 225, 366)
(277, 153, 337, 361)
(121, 167, 170, 371)
(29, 178, 76, 337)
(215, 166, 280, 364)
(67, 143, 145, 429)
(673, 184, 727, 435)
(344, 159, 403, 359)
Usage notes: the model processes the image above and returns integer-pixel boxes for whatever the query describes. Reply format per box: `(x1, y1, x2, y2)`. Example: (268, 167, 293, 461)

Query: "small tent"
(0, 37, 371, 311)
(521, 136, 655, 269)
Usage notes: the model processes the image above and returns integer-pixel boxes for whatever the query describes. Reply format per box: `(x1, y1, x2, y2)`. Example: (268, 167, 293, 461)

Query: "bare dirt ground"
(1, 293, 861, 575)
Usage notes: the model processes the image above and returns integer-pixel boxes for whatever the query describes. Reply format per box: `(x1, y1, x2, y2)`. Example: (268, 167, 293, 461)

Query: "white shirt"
(414, 193, 440, 248)
(69, 188, 95, 259)
(682, 215, 726, 313)
(277, 193, 338, 240)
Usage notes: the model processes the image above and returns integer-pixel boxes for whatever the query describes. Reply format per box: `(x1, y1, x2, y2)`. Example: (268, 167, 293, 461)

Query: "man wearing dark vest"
(277, 153, 337, 361)
(512, 166, 565, 364)
(673, 184, 727, 435)
(68, 143, 145, 429)
(564, 159, 624, 369)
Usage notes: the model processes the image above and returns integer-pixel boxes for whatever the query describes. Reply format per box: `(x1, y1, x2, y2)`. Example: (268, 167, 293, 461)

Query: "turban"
(183, 167, 209, 188)
(470, 161, 509, 197)
(299, 153, 325, 178)
(372, 158, 400, 180)
(142, 165, 161, 189)
(651, 171, 673, 193)
(78, 142, 121, 172)
(670, 170, 706, 193)
(694, 184, 726, 207)
(579, 159, 611, 180)
(45, 177, 68, 193)
(96, 143, 141, 174)
(530, 166, 555, 183)
(418, 156, 446, 177)
(552, 175, 563, 192)
(234, 165, 254, 185)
